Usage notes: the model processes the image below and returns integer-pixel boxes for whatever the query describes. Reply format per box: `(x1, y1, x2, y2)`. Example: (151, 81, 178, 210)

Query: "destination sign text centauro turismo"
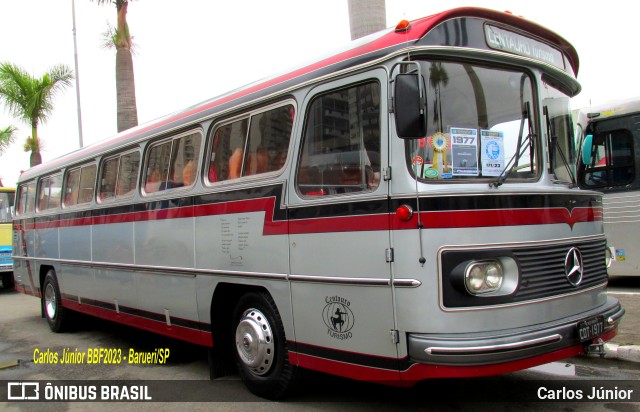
(484, 25, 564, 69)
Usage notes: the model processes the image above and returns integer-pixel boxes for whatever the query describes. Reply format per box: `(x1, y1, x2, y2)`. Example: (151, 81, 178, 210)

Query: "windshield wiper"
(490, 102, 535, 188)
(544, 106, 577, 188)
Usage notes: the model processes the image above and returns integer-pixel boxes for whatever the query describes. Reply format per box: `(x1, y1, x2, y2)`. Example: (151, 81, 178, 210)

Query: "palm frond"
(0, 125, 17, 155)
(0, 63, 34, 124)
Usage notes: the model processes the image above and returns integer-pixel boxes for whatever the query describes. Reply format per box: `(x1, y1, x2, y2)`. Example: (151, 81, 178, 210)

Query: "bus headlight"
(465, 260, 503, 294)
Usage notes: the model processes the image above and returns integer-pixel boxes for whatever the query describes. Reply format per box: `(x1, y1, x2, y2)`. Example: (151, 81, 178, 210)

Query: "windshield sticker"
(450, 128, 479, 176)
(427, 132, 450, 175)
(424, 168, 439, 179)
(481, 130, 505, 177)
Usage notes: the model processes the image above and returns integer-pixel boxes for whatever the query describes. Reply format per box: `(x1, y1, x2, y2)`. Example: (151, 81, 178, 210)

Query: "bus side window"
(78, 164, 97, 204)
(37, 177, 51, 211)
(244, 105, 294, 176)
(17, 182, 34, 215)
(64, 164, 97, 207)
(37, 174, 62, 211)
(296, 82, 381, 196)
(64, 168, 81, 206)
(116, 152, 140, 197)
(207, 104, 293, 185)
(99, 157, 120, 201)
(144, 131, 201, 193)
(207, 119, 248, 183)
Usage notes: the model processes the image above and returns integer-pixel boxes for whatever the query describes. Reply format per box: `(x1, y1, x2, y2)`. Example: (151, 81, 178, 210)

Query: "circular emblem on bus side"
(564, 247, 584, 287)
(323, 296, 355, 340)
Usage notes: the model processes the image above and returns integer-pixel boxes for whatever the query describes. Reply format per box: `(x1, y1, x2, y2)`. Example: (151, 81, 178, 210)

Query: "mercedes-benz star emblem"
(564, 247, 584, 286)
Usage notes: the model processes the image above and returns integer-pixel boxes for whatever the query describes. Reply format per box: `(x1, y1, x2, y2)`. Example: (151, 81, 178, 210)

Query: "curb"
(603, 343, 640, 363)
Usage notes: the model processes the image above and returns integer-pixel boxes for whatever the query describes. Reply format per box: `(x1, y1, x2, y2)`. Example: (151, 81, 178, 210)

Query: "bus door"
(287, 70, 400, 376)
(579, 115, 639, 276)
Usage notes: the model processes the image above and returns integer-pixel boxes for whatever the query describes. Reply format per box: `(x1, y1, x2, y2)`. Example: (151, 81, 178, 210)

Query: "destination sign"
(484, 25, 564, 70)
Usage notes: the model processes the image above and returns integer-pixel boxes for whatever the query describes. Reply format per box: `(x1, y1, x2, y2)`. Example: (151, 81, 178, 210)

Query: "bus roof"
(19, 6, 578, 182)
(580, 96, 640, 123)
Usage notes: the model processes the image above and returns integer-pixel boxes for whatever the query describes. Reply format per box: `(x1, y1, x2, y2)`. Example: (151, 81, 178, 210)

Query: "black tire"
(2, 273, 14, 289)
(42, 270, 70, 333)
(232, 291, 298, 399)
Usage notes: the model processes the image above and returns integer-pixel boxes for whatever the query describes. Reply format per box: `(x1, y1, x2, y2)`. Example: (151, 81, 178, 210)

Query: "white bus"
(576, 97, 640, 276)
(13, 7, 623, 399)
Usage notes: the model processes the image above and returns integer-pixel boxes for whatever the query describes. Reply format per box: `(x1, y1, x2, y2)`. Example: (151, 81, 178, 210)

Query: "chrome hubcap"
(44, 283, 57, 320)
(235, 308, 274, 376)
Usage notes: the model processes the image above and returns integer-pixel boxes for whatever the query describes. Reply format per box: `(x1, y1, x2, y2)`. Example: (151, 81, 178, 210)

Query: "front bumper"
(408, 297, 624, 366)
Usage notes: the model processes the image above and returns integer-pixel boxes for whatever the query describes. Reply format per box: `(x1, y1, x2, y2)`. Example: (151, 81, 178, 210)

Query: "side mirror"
(581, 134, 593, 165)
(394, 73, 426, 139)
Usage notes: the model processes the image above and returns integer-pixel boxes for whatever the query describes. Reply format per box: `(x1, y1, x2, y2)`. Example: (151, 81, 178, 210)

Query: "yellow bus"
(0, 186, 15, 288)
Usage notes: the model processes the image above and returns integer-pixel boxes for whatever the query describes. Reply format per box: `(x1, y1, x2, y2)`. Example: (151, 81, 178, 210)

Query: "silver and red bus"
(13, 7, 623, 399)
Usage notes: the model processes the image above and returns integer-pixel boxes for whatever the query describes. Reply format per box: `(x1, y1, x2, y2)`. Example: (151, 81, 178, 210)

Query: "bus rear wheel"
(42, 270, 70, 333)
(232, 291, 298, 399)
(1, 273, 14, 289)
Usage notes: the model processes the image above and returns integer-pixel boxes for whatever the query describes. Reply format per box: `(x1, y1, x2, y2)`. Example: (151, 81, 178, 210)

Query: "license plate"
(577, 316, 605, 342)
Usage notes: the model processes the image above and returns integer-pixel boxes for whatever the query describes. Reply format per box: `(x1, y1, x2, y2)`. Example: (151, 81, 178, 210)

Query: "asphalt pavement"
(603, 276, 640, 363)
(0, 276, 638, 364)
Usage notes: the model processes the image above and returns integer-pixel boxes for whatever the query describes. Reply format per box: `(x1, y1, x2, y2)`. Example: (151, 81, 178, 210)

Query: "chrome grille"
(512, 238, 607, 301)
(441, 237, 608, 308)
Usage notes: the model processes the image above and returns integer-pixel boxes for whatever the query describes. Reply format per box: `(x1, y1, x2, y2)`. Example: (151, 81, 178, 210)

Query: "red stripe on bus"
(392, 207, 602, 231)
(25, 203, 602, 234)
(291, 330, 617, 383)
(15, 283, 41, 298)
(61, 298, 213, 347)
(401, 345, 585, 380)
(289, 351, 403, 382)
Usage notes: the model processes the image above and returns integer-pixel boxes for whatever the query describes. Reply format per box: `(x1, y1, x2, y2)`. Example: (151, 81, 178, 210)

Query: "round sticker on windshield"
(424, 168, 439, 179)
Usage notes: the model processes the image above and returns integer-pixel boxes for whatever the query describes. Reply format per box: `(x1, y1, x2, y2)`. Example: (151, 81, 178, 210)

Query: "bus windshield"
(0, 190, 14, 223)
(543, 79, 577, 185)
(406, 61, 537, 182)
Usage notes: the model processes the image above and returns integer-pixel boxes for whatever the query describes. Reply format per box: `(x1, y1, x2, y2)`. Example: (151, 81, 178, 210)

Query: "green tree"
(0, 63, 73, 167)
(0, 125, 17, 156)
(92, 0, 138, 132)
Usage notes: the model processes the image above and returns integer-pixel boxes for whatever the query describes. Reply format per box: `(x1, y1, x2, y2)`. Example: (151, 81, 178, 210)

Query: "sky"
(1, 0, 638, 186)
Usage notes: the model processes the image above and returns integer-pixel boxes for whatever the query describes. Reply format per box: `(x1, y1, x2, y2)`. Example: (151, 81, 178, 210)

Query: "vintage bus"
(0, 186, 15, 288)
(576, 97, 640, 277)
(13, 7, 624, 399)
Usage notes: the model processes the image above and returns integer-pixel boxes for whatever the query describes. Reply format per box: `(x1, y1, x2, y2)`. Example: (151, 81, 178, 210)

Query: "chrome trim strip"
(288, 275, 389, 286)
(12, 256, 287, 281)
(607, 307, 625, 325)
(425, 334, 562, 356)
(393, 279, 422, 288)
(437, 234, 606, 255)
(13, 256, 421, 286)
(288, 274, 421, 287)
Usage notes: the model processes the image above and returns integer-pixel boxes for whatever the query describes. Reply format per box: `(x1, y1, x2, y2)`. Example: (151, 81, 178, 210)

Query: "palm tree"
(92, 0, 138, 132)
(0, 125, 17, 156)
(429, 62, 449, 132)
(0, 63, 74, 167)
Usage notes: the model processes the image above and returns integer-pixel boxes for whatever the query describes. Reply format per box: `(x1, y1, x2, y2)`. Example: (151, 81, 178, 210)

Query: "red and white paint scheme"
(12, 7, 623, 399)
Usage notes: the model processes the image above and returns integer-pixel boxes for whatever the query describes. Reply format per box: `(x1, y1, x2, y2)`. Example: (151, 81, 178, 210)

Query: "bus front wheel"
(42, 270, 69, 333)
(232, 291, 298, 399)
